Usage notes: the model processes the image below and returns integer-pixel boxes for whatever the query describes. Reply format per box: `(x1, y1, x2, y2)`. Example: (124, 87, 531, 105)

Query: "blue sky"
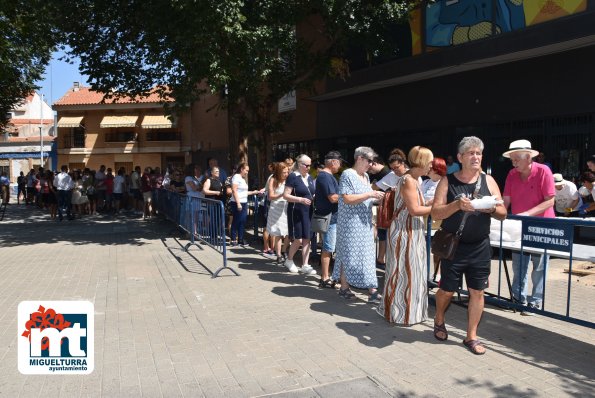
(36, 50, 89, 106)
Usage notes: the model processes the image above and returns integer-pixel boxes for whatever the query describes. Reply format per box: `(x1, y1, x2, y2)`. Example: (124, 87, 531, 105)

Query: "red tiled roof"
(54, 86, 173, 106)
(8, 136, 56, 143)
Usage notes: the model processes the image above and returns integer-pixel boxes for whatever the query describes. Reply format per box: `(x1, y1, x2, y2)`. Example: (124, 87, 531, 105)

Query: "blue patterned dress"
(332, 168, 377, 289)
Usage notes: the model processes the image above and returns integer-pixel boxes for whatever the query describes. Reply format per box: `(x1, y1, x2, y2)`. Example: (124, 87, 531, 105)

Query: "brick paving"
(0, 204, 594, 397)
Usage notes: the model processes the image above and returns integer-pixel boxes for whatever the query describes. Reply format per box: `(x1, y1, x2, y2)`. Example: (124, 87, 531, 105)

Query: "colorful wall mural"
(409, 0, 587, 55)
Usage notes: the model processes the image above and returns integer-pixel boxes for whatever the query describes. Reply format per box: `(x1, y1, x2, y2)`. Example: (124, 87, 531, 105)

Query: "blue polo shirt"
(314, 171, 338, 216)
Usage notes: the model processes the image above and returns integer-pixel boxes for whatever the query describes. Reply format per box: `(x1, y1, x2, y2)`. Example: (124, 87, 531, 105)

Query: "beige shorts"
(143, 191, 153, 202)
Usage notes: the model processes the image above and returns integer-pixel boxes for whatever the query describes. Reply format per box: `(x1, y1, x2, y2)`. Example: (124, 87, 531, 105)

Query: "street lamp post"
(40, 127, 44, 168)
(39, 94, 44, 168)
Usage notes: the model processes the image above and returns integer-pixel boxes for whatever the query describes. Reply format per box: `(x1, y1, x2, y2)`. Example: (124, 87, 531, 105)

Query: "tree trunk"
(227, 103, 249, 170)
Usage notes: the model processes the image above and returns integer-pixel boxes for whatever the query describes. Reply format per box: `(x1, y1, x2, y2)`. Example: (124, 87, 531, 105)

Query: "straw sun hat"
(502, 139, 540, 158)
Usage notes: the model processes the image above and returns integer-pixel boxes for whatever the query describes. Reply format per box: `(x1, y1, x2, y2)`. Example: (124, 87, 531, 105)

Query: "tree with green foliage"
(49, 0, 414, 177)
(0, 2, 58, 129)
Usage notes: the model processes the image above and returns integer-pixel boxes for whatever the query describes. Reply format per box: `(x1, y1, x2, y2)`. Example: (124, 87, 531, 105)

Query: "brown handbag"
(377, 188, 396, 229)
(431, 219, 466, 260)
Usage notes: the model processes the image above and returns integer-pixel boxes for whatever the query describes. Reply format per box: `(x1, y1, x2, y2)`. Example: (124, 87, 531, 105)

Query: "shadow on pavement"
(0, 205, 160, 247)
(262, 266, 595, 396)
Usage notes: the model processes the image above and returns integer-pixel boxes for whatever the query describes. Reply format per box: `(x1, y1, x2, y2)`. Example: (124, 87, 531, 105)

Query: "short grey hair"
(353, 146, 377, 161)
(294, 154, 311, 171)
(458, 136, 484, 154)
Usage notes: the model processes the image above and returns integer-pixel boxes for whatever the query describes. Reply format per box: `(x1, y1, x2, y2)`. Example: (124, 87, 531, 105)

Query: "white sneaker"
(299, 265, 317, 276)
(284, 259, 298, 273)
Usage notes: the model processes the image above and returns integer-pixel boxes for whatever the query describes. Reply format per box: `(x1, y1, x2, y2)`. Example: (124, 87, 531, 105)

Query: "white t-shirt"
(554, 180, 581, 212)
(376, 171, 401, 191)
(53, 172, 73, 191)
(113, 175, 125, 194)
(230, 174, 249, 203)
(421, 178, 439, 201)
(376, 172, 423, 191)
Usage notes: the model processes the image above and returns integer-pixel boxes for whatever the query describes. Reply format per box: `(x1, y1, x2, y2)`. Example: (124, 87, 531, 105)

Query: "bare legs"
(320, 251, 332, 281)
(273, 236, 289, 257)
(434, 287, 486, 354)
(287, 238, 311, 266)
(377, 240, 386, 265)
(465, 288, 485, 342)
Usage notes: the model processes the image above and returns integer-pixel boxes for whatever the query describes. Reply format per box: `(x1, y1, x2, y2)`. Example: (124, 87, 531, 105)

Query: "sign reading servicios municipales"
(521, 219, 573, 253)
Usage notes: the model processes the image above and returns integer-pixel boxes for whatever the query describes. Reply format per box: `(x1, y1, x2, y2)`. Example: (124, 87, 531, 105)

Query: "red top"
(503, 162, 555, 218)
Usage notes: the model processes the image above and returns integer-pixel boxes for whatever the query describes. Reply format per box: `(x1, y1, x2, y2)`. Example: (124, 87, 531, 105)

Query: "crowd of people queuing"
(246, 138, 595, 356)
(11, 164, 164, 220)
(4, 140, 594, 356)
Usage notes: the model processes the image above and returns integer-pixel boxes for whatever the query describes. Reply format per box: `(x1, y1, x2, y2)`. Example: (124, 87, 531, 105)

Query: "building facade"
(53, 83, 229, 172)
(53, 85, 193, 173)
(273, 0, 595, 185)
(0, 92, 55, 182)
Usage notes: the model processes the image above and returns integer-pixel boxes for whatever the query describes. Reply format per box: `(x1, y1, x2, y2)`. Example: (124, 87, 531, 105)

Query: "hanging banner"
(278, 91, 296, 113)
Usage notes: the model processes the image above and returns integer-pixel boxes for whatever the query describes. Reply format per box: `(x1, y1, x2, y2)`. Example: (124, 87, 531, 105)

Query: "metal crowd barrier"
(153, 189, 238, 278)
(425, 214, 595, 329)
(247, 194, 262, 242)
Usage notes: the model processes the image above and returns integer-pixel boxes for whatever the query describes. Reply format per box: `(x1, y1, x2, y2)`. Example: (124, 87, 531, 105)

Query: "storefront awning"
(141, 115, 174, 129)
(57, 116, 84, 128)
(100, 115, 138, 128)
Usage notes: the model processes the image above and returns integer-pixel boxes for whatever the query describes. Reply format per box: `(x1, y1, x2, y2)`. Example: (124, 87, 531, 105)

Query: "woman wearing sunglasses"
(283, 154, 317, 275)
(332, 147, 385, 302)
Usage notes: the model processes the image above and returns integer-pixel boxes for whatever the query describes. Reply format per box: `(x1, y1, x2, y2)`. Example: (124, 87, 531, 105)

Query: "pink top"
(503, 162, 555, 218)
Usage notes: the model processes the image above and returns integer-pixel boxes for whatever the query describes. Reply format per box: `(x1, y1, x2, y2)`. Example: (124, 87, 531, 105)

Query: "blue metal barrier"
(153, 189, 238, 278)
(247, 194, 261, 242)
(426, 214, 595, 328)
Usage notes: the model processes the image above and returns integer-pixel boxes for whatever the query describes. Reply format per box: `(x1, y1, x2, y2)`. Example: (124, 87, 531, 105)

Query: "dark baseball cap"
(324, 150, 347, 163)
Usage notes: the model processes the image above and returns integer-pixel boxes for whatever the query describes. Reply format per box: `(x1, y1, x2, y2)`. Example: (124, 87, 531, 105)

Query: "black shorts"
(439, 238, 492, 292)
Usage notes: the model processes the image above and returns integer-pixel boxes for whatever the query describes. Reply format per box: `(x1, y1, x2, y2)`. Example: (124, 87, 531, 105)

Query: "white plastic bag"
(490, 218, 522, 242)
(471, 195, 503, 209)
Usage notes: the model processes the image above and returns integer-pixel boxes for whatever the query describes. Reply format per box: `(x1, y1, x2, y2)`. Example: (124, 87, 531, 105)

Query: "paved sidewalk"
(0, 204, 594, 397)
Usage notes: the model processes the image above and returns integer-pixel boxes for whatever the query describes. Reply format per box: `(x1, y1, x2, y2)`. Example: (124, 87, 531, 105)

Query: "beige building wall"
(56, 107, 193, 172)
(188, 89, 231, 170)
(191, 94, 229, 152)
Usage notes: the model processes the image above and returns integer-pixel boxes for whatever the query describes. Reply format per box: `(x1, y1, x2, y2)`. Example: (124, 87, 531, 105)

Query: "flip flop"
(463, 339, 486, 355)
(433, 322, 448, 341)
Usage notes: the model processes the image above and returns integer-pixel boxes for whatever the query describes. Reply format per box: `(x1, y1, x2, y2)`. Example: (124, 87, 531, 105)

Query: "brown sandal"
(319, 278, 336, 289)
(463, 339, 486, 355)
(433, 322, 448, 341)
